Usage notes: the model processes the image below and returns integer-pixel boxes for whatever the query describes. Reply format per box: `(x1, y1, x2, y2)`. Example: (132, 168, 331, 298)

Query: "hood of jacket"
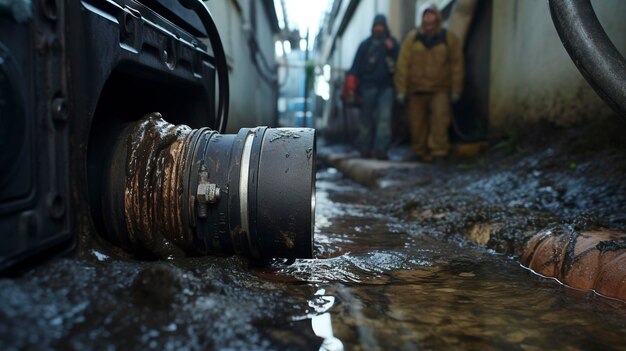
(371, 14, 390, 37)
(418, 3, 443, 33)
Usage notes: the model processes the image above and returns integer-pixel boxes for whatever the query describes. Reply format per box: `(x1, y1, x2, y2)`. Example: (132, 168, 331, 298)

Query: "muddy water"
(262, 169, 626, 350)
(1, 168, 625, 350)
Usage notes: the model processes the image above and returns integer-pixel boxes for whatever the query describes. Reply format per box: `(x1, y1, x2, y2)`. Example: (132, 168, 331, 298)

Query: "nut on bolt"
(196, 164, 220, 218)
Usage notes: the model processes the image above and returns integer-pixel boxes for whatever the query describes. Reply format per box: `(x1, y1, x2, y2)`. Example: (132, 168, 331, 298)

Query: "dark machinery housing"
(0, 0, 316, 269)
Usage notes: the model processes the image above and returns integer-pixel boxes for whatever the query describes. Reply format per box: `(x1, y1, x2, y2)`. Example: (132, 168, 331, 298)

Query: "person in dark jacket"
(347, 14, 399, 159)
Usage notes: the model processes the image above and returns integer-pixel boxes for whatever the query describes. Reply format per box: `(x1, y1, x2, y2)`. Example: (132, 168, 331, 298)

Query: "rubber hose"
(549, 0, 626, 118)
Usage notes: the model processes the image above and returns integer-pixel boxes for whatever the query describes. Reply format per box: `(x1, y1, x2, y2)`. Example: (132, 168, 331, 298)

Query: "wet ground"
(380, 122, 626, 258)
(2, 123, 626, 350)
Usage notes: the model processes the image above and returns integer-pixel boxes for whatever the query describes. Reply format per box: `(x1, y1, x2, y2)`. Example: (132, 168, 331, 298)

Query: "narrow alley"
(1, 0, 625, 350)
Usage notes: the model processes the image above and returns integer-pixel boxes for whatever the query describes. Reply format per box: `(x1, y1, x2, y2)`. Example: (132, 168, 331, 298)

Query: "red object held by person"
(342, 73, 359, 105)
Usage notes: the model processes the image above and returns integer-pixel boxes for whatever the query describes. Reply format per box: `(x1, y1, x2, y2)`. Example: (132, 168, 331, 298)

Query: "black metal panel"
(138, 0, 207, 37)
(0, 0, 220, 270)
(0, 0, 72, 269)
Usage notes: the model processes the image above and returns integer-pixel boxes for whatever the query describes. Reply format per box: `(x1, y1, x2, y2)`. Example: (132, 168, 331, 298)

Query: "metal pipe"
(100, 113, 316, 261)
(549, 0, 626, 117)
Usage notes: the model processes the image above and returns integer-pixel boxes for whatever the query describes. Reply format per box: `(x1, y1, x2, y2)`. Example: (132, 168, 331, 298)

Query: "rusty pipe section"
(101, 113, 316, 260)
(521, 228, 626, 301)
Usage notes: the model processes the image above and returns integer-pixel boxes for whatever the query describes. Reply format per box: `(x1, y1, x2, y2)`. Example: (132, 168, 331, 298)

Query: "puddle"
(262, 169, 626, 350)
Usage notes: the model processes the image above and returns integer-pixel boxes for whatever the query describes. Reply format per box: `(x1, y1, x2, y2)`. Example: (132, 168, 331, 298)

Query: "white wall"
(204, 0, 278, 132)
(489, 0, 625, 129)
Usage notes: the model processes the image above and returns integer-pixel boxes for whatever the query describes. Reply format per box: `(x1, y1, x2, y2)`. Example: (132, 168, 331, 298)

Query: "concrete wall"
(388, 0, 418, 41)
(204, 0, 278, 132)
(488, 0, 626, 130)
(414, 0, 454, 26)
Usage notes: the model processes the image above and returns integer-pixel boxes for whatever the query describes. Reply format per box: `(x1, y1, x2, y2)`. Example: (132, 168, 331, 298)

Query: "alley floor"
(1, 121, 625, 350)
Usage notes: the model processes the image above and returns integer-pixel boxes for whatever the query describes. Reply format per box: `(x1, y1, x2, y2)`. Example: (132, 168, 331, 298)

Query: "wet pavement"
(1, 164, 626, 350)
(271, 169, 626, 350)
(2, 121, 626, 350)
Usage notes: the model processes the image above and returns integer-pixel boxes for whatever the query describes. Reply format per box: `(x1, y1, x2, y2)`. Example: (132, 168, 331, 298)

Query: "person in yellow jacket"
(394, 4, 464, 162)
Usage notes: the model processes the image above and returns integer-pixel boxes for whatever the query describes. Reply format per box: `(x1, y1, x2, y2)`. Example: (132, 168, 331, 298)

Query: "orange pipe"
(521, 229, 626, 301)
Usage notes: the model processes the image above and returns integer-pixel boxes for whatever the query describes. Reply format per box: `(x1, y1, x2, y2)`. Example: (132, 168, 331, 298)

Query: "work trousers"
(407, 92, 452, 157)
(357, 86, 393, 157)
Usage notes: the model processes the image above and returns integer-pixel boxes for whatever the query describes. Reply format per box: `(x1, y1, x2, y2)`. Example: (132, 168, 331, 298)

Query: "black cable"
(249, 35, 274, 73)
(277, 42, 290, 88)
(251, 49, 277, 84)
(179, 0, 230, 132)
(247, 33, 278, 85)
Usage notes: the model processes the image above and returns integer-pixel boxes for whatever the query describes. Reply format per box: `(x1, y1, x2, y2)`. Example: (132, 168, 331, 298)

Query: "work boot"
(432, 155, 446, 166)
(373, 150, 388, 160)
(406, 155, 420, 162)
(359, 148, 372, 159)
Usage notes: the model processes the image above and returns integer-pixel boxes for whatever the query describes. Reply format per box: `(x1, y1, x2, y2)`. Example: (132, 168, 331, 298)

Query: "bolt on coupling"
(196, 164, 220, 218)
(101, 113, 316, 260)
